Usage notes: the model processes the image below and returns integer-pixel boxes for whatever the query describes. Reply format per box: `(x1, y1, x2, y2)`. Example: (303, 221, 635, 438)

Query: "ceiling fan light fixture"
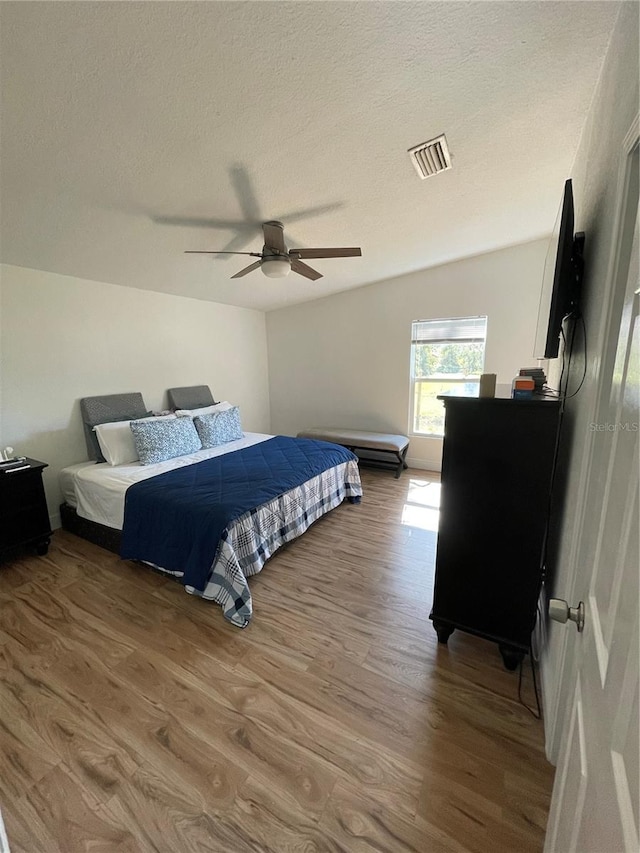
(261, 256, 291, 278)
(184, 221, 360, 281)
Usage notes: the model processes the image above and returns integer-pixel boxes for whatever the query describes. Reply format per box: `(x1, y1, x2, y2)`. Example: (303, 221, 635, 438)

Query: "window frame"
(408, 316, 488, 439)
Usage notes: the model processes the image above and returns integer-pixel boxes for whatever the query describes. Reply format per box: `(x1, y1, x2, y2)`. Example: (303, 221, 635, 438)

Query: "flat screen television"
(534, 179, 585, 359)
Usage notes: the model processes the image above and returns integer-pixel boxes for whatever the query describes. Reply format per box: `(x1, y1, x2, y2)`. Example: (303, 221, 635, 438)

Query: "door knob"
(549, 598, 585, 632)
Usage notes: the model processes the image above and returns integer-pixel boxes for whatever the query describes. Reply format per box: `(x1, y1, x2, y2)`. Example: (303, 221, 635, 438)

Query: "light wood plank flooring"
(0, 468, 554, 852)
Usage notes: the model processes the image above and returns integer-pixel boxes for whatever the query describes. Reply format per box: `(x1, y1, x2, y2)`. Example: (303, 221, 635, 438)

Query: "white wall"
(0, 264, 270, 528)
(540, 2, 639, 761)
(266, 238, 548, 470)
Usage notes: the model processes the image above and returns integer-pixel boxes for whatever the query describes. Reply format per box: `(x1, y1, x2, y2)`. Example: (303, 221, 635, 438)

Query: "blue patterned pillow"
(194, 407, 243, 448)
(130, 416, 202, 465)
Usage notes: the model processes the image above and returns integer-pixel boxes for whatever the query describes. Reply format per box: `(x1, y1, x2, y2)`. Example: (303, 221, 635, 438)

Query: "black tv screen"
(534, 179, 584, 359)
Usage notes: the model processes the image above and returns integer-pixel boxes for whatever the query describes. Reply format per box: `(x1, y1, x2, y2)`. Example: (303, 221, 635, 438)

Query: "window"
(409, 316, 487, 437)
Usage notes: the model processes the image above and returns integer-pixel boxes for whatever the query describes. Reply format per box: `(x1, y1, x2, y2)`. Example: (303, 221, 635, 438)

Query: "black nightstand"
(0, 458, 52, 560)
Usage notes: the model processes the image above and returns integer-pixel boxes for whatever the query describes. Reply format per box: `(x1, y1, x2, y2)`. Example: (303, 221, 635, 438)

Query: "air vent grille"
(408, 134, 452, 179)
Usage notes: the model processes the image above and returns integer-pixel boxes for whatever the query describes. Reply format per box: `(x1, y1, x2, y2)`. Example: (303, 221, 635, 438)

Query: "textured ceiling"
(0, 1, 619, 312)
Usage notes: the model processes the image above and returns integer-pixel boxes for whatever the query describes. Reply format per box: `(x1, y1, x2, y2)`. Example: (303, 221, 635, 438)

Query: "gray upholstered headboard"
(80, 392, 150, 462)
(167, 385, 216, 411)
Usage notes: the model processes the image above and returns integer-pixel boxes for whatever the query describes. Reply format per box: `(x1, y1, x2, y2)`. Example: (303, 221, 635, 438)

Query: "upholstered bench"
(297, 428, 409, 478)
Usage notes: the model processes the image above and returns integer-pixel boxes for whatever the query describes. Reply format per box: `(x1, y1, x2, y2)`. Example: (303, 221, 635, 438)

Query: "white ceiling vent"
(408, 134, 452, 179)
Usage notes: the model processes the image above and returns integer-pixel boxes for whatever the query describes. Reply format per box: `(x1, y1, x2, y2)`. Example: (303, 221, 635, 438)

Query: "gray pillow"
(130, 417, 202, 465)
(194, 407, 243, 448)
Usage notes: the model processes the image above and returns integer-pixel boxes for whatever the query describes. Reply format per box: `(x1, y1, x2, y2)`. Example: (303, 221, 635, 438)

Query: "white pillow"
(175, 401, 234, 418)
(94, 415, 176, 466)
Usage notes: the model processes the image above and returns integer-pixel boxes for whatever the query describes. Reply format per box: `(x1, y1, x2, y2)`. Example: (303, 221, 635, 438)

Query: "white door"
(545, 137, 639, 851)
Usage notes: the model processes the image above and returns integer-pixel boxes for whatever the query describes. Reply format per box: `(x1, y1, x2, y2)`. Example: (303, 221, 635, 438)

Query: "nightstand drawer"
(0, 467, 45, 501)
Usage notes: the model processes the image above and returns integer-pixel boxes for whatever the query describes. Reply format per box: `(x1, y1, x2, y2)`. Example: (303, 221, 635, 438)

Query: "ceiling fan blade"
(290, 259, 323, 281)
(262, 221, 286, 254)
(155, 216, 249, 229)
(214, 227, 257, 256)
(231, 260, 262, 279)
(290, 247, 362, 259)
(230, 165, 262, 222)
(279, 201, 343, 224)
(185, 251, 262, 256)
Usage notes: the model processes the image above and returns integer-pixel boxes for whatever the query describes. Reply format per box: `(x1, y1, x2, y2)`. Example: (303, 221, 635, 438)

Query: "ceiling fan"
(185, 220, 362, 280)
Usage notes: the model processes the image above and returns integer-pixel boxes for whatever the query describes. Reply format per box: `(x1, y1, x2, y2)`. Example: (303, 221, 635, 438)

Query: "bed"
(59, 389, 362, 627)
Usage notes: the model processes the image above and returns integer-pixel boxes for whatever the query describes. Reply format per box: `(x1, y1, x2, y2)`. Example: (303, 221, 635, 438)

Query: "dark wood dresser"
(430, 393, 561, 669)
(0, 458, 52, 560)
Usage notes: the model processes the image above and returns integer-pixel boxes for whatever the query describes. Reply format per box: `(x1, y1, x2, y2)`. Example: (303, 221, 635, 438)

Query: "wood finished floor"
(0, 468, 554, 853)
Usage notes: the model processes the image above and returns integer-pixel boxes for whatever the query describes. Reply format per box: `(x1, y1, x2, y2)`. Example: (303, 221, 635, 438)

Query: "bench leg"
(395, 446, 409, 478)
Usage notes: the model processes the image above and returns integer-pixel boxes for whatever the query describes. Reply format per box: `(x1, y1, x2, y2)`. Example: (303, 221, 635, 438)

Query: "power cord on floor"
(522, 312, 586, 719)
(518, 644, 542, 720)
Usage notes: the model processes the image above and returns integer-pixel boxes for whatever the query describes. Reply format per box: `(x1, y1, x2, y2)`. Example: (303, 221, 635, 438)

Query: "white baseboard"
(405, 456, 442, 473)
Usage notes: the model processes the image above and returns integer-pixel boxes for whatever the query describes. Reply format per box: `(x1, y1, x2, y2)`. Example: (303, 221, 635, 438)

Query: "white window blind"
(409, 315, 488, 437)
(412, 316, 487, 344)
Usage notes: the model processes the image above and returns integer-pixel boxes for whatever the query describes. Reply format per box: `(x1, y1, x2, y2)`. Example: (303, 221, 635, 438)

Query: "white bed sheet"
(59, 461, 95, 507)
(60, 432, 272, 529)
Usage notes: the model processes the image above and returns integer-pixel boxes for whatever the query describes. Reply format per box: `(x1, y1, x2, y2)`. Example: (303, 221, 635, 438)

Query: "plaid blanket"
(186, 459, 361, 626)
(123, 436, 362, 627)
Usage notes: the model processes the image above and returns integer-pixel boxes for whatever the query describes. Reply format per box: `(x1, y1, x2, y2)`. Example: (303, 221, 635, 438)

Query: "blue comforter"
(120, 435, 358, 592)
